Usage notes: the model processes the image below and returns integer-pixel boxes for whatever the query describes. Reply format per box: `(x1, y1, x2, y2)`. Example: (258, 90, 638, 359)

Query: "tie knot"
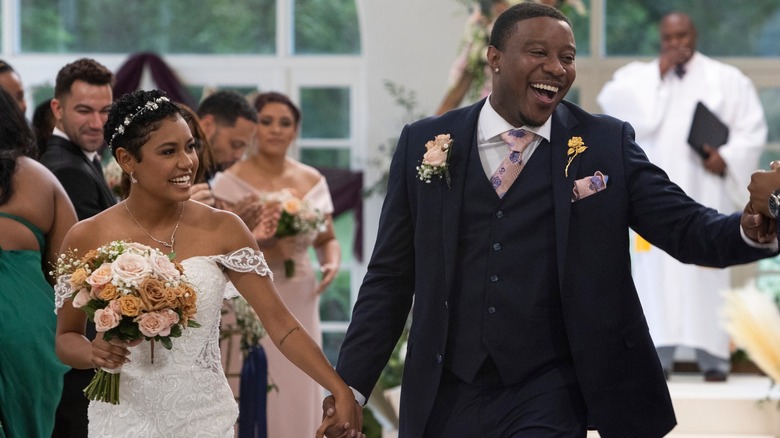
(501, 128, 535, 152)
(674, 64, 686, 78)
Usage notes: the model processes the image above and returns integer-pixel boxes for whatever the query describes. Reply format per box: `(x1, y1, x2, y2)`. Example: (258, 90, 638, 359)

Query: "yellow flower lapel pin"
(565, 136, 587, 177)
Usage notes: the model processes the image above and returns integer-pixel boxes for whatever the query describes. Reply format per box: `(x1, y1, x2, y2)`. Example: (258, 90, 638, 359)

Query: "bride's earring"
(130, 172, 138, 184)
(494, 67, 499, 74)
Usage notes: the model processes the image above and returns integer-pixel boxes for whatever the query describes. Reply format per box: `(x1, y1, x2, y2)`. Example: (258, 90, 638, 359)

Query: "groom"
(324, 3, 777, 438)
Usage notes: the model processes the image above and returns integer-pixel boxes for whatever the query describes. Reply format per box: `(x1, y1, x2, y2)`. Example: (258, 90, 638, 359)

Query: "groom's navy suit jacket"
(337, 99, 772, 438)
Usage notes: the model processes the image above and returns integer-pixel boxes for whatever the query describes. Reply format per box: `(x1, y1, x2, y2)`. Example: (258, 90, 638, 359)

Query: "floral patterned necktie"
(491, 128, 536, 198)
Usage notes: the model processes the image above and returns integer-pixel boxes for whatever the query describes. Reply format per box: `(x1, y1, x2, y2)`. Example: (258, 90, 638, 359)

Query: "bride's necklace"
(124, 201, 184, 252)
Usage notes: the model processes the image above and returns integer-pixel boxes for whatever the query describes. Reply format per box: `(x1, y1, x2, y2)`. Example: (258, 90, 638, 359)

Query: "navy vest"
(444, 138, 571, 385)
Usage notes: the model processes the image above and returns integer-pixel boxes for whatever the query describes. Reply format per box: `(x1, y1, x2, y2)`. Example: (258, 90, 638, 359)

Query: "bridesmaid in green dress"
(0, 88, 77, 437)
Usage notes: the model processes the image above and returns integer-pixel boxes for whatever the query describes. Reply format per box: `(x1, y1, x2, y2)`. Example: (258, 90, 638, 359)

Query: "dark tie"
(491, 129, 536, 198)
(91, 156, 105, 177)
(674, 64, 686, 78)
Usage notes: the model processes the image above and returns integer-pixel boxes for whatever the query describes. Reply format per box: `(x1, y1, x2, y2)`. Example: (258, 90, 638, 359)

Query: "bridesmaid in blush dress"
(211, 91, 341, 437)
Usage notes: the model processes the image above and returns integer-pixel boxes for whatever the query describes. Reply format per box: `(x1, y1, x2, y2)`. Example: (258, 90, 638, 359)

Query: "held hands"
(748, 161, 780, 217)
(318, 395, 365, 438)
(741, 200, 777, 244)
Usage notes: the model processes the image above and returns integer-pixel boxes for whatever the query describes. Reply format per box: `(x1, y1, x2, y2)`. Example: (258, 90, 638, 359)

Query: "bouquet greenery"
(53, 240, 200, 404)
(266, 189, 326, 277)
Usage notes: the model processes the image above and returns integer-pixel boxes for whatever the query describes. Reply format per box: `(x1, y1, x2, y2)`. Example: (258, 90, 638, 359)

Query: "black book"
(687, 101, 729, 159)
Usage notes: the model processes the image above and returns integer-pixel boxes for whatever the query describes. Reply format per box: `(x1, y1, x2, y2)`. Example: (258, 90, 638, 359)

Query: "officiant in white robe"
(597, 12, 767, 379)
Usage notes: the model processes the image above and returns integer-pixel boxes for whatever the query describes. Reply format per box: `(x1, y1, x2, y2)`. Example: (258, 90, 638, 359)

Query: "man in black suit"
(323, 3, 777, 437)
(40, 57, 115, 437)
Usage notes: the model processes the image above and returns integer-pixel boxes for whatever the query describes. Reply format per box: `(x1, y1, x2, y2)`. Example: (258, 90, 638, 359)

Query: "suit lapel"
(52, 136, 117, 206)
(442, 101, 484, 298)
(551, 103, 580, 291)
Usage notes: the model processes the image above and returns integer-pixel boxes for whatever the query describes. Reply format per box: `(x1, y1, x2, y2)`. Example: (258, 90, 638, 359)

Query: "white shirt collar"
(478, 95, 552, 143)
(52, 126, 98, 161)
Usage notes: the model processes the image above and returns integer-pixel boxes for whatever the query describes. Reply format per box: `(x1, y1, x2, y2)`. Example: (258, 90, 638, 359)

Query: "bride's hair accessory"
(108, 96, 170, 149)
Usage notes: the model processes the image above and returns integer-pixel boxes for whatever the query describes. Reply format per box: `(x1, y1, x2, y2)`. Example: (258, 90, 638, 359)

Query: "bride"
(54, 89, 363, 437)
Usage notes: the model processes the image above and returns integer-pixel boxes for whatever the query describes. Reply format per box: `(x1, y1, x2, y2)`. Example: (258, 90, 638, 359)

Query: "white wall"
(359, 0, 468, 258)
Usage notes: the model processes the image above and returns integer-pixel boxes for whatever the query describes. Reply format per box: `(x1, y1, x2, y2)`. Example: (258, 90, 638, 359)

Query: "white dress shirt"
(477, 95, 551, 178)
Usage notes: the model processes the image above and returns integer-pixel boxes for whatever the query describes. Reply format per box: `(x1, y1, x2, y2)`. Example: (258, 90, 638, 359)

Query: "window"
(20, 0, 276, 54)
(293, 0, 360, 55)
(6, 0, 363, 368)
(604, 0, 780, 57)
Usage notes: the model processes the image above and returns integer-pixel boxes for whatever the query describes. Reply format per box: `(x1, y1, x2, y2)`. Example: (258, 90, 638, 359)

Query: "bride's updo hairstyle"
(105, 89, 186, 161)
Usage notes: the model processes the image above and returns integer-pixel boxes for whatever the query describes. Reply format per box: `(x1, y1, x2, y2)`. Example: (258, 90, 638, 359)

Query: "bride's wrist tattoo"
(279, 326, 300, 346)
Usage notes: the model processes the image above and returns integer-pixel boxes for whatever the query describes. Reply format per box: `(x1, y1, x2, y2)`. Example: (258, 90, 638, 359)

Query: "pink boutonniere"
(565, 136, 588, 177)
(416, 133, 452, 187)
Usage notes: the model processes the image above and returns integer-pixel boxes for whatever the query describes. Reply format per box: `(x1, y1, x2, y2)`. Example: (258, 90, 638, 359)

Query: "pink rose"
(135, 311, 174, 337)
(422, 134, 451, 167)
(111, 252, 152, 286)
(71, 288, 91, 308)
(108, 299, 122, 314)
(423, 147, 448, 167)
(87, 263, 113, 288)
(125, 242, 154, 255)
(162, 308, 180, 326)
(149, 253, 180, 284)
(94, 307, 121, 332)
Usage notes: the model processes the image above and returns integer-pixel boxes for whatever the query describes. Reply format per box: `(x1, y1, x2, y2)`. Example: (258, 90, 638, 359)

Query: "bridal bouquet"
(265, 189, 326, 277)
(53, 240, 200, 404)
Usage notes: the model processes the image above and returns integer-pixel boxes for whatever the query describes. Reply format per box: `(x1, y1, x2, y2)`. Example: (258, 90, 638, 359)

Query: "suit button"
(444, 300, 448, 309)
(490, 274, 498, 282)
(492, 243, 502, 251)
(496, 210, 504, 218)
(487, 306, 496, 314)
(436, 353, 443, 364)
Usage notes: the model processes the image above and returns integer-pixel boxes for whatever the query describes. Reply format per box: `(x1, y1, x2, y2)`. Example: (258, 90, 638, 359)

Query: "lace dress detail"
(80, 248, 269, 437)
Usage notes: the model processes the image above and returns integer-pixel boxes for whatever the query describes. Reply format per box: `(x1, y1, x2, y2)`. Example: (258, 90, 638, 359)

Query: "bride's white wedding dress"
(56, 248, 272, 437)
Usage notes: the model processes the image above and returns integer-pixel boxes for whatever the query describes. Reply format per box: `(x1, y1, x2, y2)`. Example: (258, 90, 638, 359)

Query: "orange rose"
(69, 268, 88, 289)
(137, 278, 169, 310)
(117, 294, 144, 317)
(95, 283, 119, 301)
(82, 249, 100, 267)
(282, 197, 302, 215)
(178, 284, 198, 323)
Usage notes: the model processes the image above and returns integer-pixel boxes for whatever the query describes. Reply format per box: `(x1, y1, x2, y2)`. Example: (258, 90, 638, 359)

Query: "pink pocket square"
(572, 171, 608, 202)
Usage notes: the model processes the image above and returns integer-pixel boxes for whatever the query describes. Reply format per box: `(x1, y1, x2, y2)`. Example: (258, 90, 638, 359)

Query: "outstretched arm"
(222, 215, 361, 435)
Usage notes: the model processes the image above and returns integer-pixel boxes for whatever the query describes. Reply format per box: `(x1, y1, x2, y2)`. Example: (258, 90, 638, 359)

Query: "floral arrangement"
(266, 189, 326, 277)
(416, 134, 453, 187)
(221, 296, 276, 393)
(227, 296, 267, 353)
(102, 157, 125, 199)
(52, 240, 200, 404)
(364, 81, 425, 198)
(452, 0, 587, 102)
(722, 285, 780, 383)
(565, 136, 587, 177)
